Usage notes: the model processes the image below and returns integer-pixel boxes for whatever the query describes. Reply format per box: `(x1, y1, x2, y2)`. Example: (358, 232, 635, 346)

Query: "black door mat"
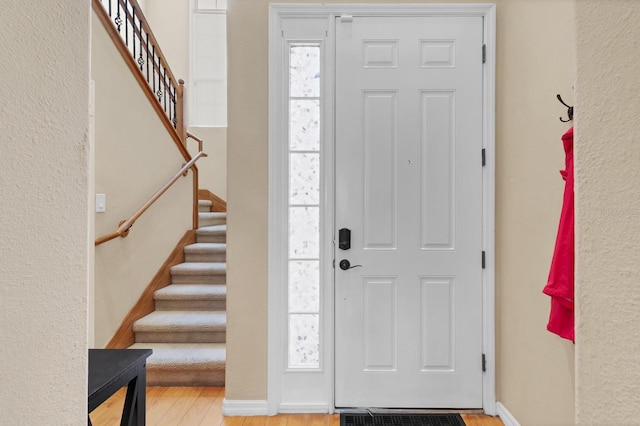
(340, 413, 466, 426)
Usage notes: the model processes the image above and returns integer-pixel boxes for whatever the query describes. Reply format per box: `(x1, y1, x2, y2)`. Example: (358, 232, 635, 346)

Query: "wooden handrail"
(95, 151, 208, 246)
(186, 131, 204, 152)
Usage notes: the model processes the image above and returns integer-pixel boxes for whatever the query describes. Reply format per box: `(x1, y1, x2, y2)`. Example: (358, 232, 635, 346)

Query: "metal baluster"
(157, 60, 163, 104)
(152, 46, 156, 100)
(115, 0, 122, 32)
(146, 32, 150, 82)
(163, 67, 167, 113)
(172, 85, 178, 127)
(125, 0, 129, 47)
(131, 6, 136, 62)
(137, 14, 145, 71)
(108, 0, 112, 17)
(168, 78, 173, 126)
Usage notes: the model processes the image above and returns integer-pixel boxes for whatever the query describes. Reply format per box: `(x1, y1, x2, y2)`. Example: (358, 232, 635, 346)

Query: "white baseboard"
(496, 402, 521, 426)
(278, 403, 331, 414)
(222, 399, 269, 416)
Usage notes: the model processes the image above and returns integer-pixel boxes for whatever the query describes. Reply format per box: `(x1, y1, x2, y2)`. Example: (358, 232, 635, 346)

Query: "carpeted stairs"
(129, 199, 226, 386)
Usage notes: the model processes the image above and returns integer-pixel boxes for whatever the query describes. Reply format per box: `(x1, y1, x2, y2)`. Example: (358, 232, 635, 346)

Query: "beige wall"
(228, 1, 576, 422)
(495, 1, 576, 424)
(144, 0, 229, 200)
(0, 1, 89, 424)
(92, 11, 193, 346)
(143, 0, 189, 82)
(189, 126, 228, 200)
(575, 1, 640, 424)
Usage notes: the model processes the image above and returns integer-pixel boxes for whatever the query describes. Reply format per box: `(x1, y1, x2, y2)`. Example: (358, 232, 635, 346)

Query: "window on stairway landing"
(190, 0, 227, 126)
(288, 45, 321, 369)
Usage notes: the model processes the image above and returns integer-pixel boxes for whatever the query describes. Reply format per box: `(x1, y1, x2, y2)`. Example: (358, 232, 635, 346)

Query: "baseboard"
(222, 399, 269, 416)
(496, 402, 521, 426)
(278, 403, 331, 414)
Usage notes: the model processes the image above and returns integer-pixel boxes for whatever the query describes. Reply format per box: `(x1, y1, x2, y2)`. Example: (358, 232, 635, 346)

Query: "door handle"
(339, 259, 362, 271)
(339, 228, 351, 250)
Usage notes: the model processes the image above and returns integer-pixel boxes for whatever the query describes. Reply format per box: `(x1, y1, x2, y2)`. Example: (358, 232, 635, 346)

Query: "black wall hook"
(557, 94, 573, 122)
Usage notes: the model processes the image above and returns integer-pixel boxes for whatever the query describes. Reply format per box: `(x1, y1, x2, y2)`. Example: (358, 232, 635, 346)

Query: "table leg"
(136, 362, 147, 426)
(121, 377, 139, 426)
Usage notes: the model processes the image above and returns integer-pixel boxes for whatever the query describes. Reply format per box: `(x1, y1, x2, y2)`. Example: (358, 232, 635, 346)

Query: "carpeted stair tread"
(184, 243, 227, 262)
(184, 242, 226, 252)
(199, 212, 227, 227)
(196, 225, 227, 243)
(129, 343, 226, 386)
(128, 343, 225, 370)
(170, 262, 226, 275)
(155, 284, 226, 300)
(133, 311, 226, 332)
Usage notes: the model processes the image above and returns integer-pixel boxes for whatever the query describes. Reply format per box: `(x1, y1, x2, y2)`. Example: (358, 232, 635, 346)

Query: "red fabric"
(544, 126, 575, 342)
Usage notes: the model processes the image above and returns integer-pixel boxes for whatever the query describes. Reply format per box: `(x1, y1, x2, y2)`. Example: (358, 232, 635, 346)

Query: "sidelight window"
(287, 45, 321, 369)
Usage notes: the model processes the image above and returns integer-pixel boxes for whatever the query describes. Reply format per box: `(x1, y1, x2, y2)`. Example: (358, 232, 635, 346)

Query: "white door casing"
(266, 4, 496, 415)
(335, 15, 485, 409)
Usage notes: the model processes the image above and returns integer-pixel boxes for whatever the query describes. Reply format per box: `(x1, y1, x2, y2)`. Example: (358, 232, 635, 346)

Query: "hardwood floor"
(89, 387, 504, 426)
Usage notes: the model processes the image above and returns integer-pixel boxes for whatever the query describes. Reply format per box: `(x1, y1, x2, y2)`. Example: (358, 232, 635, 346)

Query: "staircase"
(129, 199, 226, 386)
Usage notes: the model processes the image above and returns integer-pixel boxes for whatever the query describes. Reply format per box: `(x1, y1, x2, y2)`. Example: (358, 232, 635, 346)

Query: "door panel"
(335, 15, 484, 408)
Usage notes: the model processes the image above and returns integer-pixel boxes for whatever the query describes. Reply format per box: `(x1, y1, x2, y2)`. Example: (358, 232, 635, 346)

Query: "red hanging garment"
(544, 126, 574, 342)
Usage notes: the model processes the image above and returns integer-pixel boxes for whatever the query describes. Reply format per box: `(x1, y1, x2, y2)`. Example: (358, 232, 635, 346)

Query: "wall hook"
(557, 94, 573, 122)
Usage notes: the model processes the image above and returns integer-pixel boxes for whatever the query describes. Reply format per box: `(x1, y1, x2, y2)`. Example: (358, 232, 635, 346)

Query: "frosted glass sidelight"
(289, 314, 320, 367)
(287, 43, 322, 369)
(290, 153, 320, 204)
(290, 46, 320, 98)
(289, 207, 320, 259)
(289, 100, 320, 151)
(289, 261, 320, 313)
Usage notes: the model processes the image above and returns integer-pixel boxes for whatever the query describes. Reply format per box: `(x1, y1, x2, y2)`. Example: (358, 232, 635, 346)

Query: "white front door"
(335, 15, 485, 408)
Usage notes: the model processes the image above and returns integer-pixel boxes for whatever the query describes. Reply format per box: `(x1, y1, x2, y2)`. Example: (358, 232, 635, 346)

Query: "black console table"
(88, 348, 152, 426)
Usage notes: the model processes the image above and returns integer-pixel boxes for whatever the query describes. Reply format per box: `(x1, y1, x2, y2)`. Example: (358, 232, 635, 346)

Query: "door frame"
(267, 3, 496, 415)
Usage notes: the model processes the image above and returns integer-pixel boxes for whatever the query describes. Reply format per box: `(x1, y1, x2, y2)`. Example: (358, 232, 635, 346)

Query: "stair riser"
(135, 331, 226, 344)
(145, 369, 225, 387)
(185, 253, 226, 263)
(199, 217, 227, 227)
(196, 234, 226, 243)
(198, 201, 212, 213)
(171, 274, 226, 285)
(155, 300, 226, 311)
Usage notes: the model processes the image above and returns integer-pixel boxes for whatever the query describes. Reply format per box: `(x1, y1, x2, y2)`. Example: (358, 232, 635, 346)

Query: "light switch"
(96, 194, 106, 213)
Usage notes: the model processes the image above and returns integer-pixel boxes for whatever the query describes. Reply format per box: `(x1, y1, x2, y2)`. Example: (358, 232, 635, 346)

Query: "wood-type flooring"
(89, 387, 505, 426)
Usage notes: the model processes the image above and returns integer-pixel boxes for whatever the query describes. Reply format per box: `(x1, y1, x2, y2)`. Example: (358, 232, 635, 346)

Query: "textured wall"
(0, 1, 89, 424)
(92, 11, 193, 347)
(575, 1, 640, 424)
(227, 1, 575, 423)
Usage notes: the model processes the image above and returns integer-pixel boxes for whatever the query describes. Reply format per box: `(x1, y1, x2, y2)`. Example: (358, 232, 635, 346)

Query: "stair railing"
(93, 0, 186, 143)
(95, 151, 208, 246)
(94, 0, 210, 236)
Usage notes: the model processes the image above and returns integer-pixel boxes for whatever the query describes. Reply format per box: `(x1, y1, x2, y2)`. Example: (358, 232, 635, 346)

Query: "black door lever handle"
(339, 259, 362, 271)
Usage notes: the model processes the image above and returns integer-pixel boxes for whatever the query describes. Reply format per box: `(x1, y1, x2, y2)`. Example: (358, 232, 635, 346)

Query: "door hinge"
(482, 44, 486, 64)
(333, 259, 335, 269)
(482, 251, 486, 269)
(482, 148, 486, 166)
(482, 354, 487, 372)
